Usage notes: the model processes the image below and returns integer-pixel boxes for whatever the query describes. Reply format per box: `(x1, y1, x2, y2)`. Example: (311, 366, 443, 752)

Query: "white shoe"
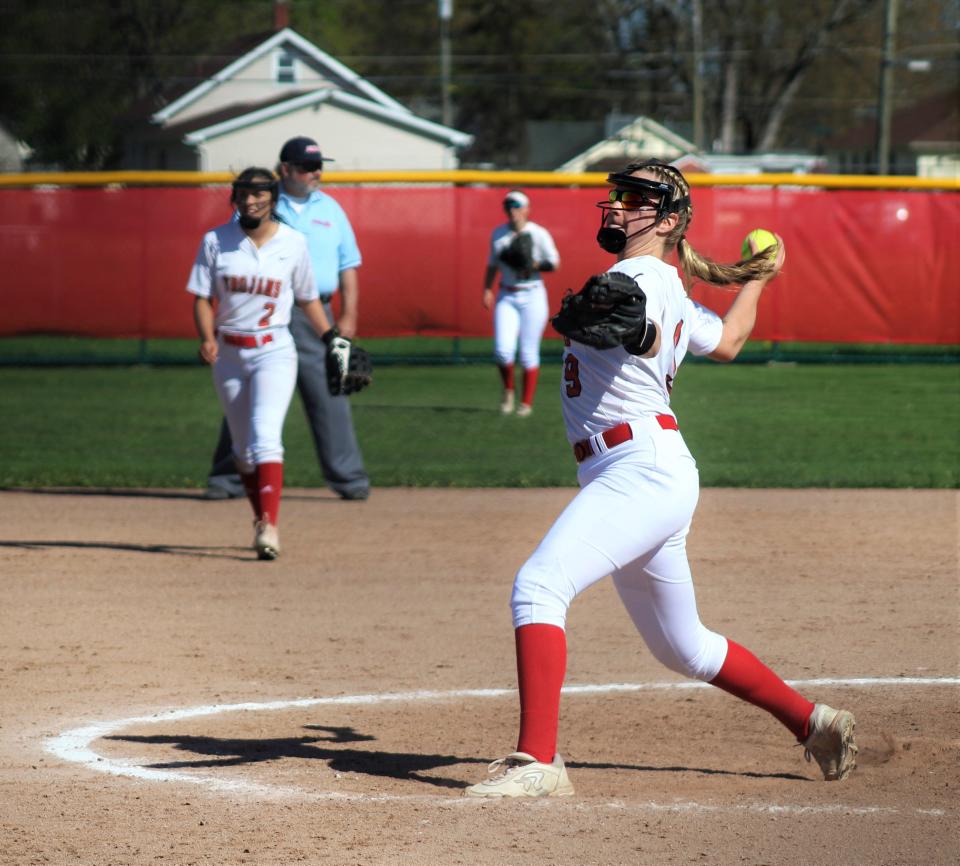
(463, 752, 574, 799)
(254, 521, 280, 561)
(803, 703, 857, 781)
(515, 403, 532, 418)
(500, 391, 515, 415)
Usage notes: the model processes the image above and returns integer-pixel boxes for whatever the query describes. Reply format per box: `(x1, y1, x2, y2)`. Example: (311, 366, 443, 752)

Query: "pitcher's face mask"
(595, 172, 688, 254)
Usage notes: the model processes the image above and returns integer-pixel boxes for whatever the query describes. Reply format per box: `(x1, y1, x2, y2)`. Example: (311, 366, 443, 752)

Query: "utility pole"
(439, 0, 453, 128)
(691, 0, 705, 151)
(876, 0, 898, 174)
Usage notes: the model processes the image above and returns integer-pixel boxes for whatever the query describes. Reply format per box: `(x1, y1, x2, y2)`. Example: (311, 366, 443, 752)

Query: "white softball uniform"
(489, 221, 559, 368)
(187, 220, 317, 472)
(511, 255, 733, 682)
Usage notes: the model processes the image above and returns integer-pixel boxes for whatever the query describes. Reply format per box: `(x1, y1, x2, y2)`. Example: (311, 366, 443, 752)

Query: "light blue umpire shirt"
(275, 189, 362, 297)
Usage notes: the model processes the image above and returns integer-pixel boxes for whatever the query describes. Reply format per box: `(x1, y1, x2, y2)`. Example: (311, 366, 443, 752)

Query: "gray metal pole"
(692, 0, 705, 151)
(877, 0, 898, 174)
(439, 0, 453, 128)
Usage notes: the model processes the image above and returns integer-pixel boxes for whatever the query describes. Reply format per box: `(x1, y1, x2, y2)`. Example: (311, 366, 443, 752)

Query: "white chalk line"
(44, 676, 958, 817)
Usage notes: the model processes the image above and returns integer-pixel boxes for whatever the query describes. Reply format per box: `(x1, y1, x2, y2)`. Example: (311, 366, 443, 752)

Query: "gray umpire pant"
(207, 301, 369, 499)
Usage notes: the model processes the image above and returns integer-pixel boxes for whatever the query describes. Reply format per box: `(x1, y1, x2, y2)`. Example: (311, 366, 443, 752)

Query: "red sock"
(240, 472, 260, 520)
(521, 366, 540, 407)
(256, 462, 284, 527)
(497, 363, 515, 391)
(710, 639, 815, 741)
(515, 623, 567, 763)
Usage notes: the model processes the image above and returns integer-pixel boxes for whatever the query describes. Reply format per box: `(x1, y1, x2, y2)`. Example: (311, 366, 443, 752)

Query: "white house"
(552, 114, 830, 176)
(124, 27, 472, 172)
(0, 123, 28, 172)
(554, 116, 700, 174)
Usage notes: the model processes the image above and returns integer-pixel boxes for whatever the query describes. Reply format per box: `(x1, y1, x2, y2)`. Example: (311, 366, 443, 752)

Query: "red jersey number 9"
(563, 354, 582, 398)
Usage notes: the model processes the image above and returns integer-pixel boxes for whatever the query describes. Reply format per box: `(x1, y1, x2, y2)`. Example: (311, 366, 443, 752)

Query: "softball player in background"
(482, 190, 560, 416)
(466, 159, 857, 798)
(188, 167, 332, 560)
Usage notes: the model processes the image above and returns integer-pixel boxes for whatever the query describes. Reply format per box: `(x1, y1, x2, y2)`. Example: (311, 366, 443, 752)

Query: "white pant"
(511, 417, 729, 682)
(212, 330, 297, 473)
(494, 284, 549, 369)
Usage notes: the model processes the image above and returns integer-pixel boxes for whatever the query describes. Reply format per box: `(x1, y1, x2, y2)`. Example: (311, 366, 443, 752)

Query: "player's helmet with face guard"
(597, 160, 690, 220)
(595, 159, 692, 253)
(230, 167, 280, 207)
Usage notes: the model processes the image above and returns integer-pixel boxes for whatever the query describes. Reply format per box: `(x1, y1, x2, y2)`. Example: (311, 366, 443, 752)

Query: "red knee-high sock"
(256, 462, 284, 527)
(515, 623, 567, 763)
(497, 363, 515, 391)
(521, 366, 540, 407)
(710, 639, 815, 741)
(240, 472, 261, 520)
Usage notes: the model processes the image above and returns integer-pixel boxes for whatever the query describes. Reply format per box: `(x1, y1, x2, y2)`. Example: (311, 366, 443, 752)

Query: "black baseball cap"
(279, 136, 335, 165)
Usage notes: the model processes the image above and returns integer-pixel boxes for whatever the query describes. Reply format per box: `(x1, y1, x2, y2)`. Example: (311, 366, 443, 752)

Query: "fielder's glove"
(323, 329, 373, 396)
(550, 271, 648, 351)
(498, 232, 536, 277)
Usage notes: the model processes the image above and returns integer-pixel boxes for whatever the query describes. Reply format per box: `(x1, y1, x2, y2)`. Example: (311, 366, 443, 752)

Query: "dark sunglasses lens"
(296, 161, 322, 172)
(608, 189, 652, 206)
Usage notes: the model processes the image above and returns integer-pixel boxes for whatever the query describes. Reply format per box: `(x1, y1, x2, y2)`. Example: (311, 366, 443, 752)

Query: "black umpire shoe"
(338, 487, 370, 501)
(203, 475, 245, 500)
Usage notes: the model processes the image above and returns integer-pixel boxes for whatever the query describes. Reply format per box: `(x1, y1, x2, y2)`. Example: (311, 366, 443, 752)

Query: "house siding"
(198, 102, 454, 172)
(171, 49, 329, 125)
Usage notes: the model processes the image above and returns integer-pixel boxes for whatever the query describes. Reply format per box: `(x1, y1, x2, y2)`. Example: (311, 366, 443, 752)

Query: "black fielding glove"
(551, 272, 648, 350)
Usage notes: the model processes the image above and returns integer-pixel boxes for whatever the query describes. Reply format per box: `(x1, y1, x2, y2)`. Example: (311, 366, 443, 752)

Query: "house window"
(276, 51, 295, 84)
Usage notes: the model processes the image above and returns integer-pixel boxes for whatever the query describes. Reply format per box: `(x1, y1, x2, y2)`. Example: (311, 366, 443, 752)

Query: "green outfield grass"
(1, 335, 958, 366)
(0, 363, 957, 489)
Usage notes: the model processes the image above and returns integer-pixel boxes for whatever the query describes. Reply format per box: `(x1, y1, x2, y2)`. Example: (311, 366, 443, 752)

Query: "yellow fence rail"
(0, 169, 957, 191)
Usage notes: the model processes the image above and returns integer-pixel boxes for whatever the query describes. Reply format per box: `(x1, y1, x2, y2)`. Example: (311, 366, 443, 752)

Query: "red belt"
(573, 415, 678, 463)
(221, 332, 273, 348)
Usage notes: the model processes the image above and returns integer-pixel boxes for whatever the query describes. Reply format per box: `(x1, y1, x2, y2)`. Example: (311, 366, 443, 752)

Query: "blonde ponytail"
(678, 238, 778, 293)
(627, 160, 778, 293)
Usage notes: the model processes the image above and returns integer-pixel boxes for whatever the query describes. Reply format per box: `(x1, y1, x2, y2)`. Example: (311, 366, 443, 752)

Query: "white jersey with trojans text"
(186, 220, 317, 335)
(561, 256, 723, 443)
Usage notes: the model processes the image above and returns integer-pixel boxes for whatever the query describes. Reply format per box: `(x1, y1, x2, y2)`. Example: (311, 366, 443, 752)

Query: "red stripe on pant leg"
(710, 639, 815, 741)
(256, 462, 284, 527)
(498, 362, 515, 391)
(521, 366, 540, 407)
(515, 623, 567, 763)
(240, 472, 261, 520)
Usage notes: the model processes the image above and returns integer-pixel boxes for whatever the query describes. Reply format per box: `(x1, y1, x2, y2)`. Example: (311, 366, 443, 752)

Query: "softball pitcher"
(188, 167, 332, 560)
(465, 160, 857, 798)
(482, 190, 560, 416)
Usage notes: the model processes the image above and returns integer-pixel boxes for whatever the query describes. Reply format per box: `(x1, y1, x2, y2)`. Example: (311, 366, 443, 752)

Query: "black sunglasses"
(291, 161, 323, 173)
(605, 189, 660, 207)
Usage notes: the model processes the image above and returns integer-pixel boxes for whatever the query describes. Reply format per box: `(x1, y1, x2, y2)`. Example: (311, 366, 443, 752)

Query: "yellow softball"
(741, 229, 778, 260)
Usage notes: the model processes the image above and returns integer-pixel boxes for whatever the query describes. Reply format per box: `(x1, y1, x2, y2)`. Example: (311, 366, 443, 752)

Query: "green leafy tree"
(1, 0, 953, 169)
(0, 0, 266, 168)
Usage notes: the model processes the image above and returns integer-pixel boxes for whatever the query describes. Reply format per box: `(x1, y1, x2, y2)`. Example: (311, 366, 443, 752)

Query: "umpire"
(205, 136, 370, 501)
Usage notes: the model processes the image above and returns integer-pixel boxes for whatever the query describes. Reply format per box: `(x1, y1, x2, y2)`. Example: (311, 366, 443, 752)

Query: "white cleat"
(253, 520, 280, 561)
(515, 403, 533, 418)
(804, 703, 857, 781)
(500, 391, 515, 415)
(463, 752, 574, 799)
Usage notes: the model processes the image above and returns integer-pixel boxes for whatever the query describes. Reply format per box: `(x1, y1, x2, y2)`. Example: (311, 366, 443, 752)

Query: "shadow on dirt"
(0, 487, 353, 503)
(105, 725, 808, 788)
(0, 539, 250, 561)
(0, 487, 205, 500)
(565, 758, 808, 782)
(105, 728, 485, 790)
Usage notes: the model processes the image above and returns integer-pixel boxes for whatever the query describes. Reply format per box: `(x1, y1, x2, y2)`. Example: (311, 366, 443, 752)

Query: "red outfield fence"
(1, 172, 957, 344)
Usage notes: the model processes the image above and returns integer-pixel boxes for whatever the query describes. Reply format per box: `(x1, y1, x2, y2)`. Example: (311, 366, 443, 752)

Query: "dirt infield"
(1, 487, 957, 866)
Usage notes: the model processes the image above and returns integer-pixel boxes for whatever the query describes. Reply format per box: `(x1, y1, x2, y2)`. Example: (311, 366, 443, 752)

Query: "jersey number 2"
(563, 354, 582, 397)
(258, 303, 276, 328)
